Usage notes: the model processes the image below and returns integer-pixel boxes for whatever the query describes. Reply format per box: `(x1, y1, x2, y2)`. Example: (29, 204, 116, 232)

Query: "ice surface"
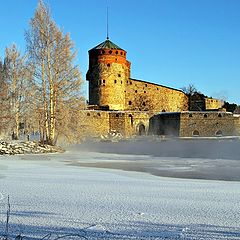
(0, 141, 240, 239)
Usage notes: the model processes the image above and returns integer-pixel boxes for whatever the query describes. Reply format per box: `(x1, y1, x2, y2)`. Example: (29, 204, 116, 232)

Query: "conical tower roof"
(90, 39, 123, 51)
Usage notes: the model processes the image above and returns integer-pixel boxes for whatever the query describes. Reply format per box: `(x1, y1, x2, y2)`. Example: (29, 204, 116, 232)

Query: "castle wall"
(77, 110, 110, 139)
(149, 111, 237, 137)
(205, 98, 223, 110)
(125, 79, 188, 112)
(76, 110, 150, 139)
(233, 115, 240, 135)
(179, 112, 235, 137)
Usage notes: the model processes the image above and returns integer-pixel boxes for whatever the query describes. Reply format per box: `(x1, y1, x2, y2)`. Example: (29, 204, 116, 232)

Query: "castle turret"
(86, 39, 131, 110)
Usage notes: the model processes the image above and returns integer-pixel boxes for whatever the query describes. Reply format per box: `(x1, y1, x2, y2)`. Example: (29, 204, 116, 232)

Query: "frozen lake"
(0, 140, 240, 239)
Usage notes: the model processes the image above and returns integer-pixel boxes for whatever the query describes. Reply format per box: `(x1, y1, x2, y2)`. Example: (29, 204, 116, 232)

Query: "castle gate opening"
(138, 124, 146, 135)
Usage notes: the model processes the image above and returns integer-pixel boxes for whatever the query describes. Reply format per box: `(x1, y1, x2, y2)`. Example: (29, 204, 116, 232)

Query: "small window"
(218, 113, 222, 117)
(103, 80, 105, 83)
(193, 130, 200, 136)
(102, 50, 105, 54)
(135, 90, 137, 93)
(97, 113, 101, 117)
(118, 74, 121, 77)
(116, 51, 118, 54)
(114, 80, 117, 84)
(189, 114, 193, 117)
(120, 52, 123, 55)
(87, 113, 90, 116)
(128, 114, 132, 117)
(216, 130, 222, 136)
(127, 81, 129, 84)
(143, 102, 146, 106)
(116, 114, 119, 117)
(162, 109, 166, 112)
(130, 82, 132, 85)
(144, 91, 146, 93)
(124, 53, 126, 56)
(107, 63, 110, 67)
(157, 88, 159, 90)
(129, 101, 132, 105)
(115, 58, 118, 61)
(204, 114, 208, 118)
(109, 50, 112, 54)
(145, 84, 147, 87)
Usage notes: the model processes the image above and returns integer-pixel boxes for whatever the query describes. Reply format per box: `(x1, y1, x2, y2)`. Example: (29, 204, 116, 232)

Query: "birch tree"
(0, 59, 10, 135)
(26, 0, 82, 145)
(4, 44, 31, 140)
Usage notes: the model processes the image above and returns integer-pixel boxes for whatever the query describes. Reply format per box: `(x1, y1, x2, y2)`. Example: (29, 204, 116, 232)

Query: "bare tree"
(0, 59, 10, 136)
(181, 84, 198, 96)
(4, 44, 32, 140)
(25, 0, 83, 145)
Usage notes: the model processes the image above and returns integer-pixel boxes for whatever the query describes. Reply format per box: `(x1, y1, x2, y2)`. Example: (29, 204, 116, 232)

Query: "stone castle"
(78, 38, 240, 139)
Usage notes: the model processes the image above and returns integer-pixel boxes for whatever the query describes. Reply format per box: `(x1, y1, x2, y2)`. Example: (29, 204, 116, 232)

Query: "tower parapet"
(87, 39, 131, 110)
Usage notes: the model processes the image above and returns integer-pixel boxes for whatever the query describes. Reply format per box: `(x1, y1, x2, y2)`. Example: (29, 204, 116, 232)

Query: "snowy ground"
(0, 140, 240, 239)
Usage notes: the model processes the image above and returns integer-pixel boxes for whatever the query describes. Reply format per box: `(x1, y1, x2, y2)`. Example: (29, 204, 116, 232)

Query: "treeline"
(0, 0, 83, 145)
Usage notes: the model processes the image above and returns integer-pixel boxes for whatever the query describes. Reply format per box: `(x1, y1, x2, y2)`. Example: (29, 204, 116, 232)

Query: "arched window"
(107, 63, 110, 67)
(193, 130, 200, 136)
(116, 51, 118, 54)
(109, 50, 112, 54)
(204, 114, 208, 118)
(114, 80, 117, 84)
(129, 101, 132, 105)
(218, 113, 222, 117)
(216, 130, 223, 136)
(87, 113, 90, 116)
(129, 114, 133, 126)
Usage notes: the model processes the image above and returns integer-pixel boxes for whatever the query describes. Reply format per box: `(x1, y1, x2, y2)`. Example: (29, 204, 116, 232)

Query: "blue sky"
(0, 0, 240, 104)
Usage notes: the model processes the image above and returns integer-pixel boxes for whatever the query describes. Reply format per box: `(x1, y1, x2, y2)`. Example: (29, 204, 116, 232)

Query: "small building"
(189, 93, 223, 111)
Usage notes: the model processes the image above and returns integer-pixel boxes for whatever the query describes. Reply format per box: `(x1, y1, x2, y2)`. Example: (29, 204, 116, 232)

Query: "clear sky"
(0, 0, 240, 104)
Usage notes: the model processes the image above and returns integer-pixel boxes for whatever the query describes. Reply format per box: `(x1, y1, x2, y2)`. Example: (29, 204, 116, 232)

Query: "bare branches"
(25, 0, 83, 145)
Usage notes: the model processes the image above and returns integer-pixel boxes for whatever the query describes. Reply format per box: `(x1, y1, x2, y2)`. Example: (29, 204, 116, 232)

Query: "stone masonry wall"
(87, 49, 130, 111)
(77, 110, 110, 139)
(205, 98, 223, 110)
(233, 115, 240, 135)
(179, 112, 235, 137)
(77, 110, 150, 139)
(125, 79, 188, 112)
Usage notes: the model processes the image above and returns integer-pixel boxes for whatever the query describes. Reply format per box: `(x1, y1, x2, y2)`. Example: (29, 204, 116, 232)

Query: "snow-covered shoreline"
(0, 144, 240, 239)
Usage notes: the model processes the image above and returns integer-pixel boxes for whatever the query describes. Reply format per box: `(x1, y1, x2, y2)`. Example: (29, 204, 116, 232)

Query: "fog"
(66, 138, 240, 181)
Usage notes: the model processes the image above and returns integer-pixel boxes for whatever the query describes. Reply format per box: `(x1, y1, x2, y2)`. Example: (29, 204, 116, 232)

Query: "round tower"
(86, 39, 131, 110)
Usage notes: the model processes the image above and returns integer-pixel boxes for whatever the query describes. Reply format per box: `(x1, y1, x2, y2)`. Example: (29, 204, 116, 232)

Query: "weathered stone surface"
(149, 111, 240, 137)
(125, 79, 188, 112)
